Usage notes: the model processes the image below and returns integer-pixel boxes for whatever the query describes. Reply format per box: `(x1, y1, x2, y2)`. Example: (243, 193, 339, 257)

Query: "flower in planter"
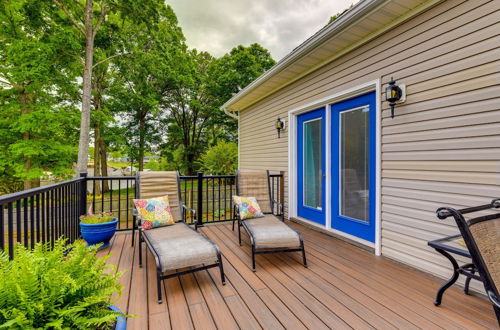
(80, 205, 115, 224)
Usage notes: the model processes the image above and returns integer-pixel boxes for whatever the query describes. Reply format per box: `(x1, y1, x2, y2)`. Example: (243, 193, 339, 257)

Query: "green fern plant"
(0, 239, 125, 329)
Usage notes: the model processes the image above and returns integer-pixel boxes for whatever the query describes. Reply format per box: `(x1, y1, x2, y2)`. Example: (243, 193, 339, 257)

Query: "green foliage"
(0, 239, 124, 329)
(200, 141, 238, 175)
(80, 213, 115, 224)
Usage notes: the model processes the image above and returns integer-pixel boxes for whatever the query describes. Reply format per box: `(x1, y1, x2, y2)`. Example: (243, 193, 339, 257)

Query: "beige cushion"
(469, 218, 500, 292)
(138, 171, 182, 221)
(236, 170, 272, 214)
(143, 222, 218, 272)
(244, 215, 301, 249)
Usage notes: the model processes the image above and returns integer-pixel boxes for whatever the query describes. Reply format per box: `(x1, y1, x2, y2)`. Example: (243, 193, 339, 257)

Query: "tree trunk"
(76, 0, 94, 175)
(100, 138, 109, 192)
(138, 115, 145, 171)
(19, 88, 40, 190)
(93, 123, 101, 195)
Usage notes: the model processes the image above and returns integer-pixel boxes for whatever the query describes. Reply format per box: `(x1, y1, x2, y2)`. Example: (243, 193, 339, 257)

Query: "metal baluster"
(0, 204, 5, 251)
(49, 190, 56, 248)
(118, 180, 121, 229)
(109, 179, 113, 215)
(30, 196, 35, 248)
(101, 180, 104, 213)
(36, 195, 41, 243)
(92, 179, 96, 213)
(218, 177, 221, 221)
(19, 199, 25, 246)
(8, 203, 14, 259)
(126, 179, 129, 229)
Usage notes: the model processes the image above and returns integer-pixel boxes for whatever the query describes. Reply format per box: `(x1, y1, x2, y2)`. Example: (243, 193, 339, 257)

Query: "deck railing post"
(79, 173, 87, 217)
(197, 172, 204, 227)
(279, 171, 285, 218)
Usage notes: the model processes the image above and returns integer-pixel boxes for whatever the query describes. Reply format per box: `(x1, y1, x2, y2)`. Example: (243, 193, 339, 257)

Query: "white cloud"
(167, 0, 358, 60)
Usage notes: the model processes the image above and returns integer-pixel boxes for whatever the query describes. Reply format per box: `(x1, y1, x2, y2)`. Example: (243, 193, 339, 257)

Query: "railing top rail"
(0, 177, 84, 205)
(86, 176, 135, 180)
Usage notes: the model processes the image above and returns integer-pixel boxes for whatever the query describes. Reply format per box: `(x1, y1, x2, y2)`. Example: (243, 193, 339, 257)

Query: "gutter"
(223, 106, 239, 119)
(221, 0, 386, 113)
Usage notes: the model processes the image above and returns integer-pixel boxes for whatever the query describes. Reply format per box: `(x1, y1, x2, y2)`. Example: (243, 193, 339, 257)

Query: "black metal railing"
(0, 171, 284, 258)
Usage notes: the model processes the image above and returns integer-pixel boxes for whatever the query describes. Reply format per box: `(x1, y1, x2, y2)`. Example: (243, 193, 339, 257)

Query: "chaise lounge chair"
(437, 199, 500, 325)
(233, 169, 307, 271)
(134, 171, 225, 303)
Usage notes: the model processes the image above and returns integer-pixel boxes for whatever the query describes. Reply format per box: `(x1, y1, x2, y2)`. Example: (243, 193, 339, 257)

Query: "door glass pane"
(303, 119, 322, 209)
(340, 106, 369, 222)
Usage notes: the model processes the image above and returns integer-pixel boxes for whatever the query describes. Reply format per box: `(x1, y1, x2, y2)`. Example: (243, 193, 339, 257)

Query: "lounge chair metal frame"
(232, 170, 307, 271)
(437, 198, 500, 325)
(135, 171, 225, 303)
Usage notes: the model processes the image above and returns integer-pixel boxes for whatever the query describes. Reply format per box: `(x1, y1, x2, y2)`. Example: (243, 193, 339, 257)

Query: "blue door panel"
(331, 92, 376, 242)
(297, 108, 325, 225)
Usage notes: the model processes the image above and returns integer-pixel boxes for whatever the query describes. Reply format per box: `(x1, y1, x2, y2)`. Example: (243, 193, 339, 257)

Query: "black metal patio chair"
(134, 171, 225, 303)
(437, 198, 500, 325)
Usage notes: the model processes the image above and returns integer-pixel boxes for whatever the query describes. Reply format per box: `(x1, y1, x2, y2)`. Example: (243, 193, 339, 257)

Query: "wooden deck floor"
(100, 222, 498, 329)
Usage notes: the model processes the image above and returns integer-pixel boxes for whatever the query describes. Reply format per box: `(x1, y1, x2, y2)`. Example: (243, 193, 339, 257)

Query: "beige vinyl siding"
(238, 0, 500, 290)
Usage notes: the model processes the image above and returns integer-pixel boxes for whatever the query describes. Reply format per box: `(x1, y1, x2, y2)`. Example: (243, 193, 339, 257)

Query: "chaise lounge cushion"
(143, 222, 219, 272)
(244, 215, 301, 249)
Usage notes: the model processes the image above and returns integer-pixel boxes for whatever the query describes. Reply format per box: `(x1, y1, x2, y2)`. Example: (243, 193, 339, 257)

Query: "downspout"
(222, 106, 240, 169)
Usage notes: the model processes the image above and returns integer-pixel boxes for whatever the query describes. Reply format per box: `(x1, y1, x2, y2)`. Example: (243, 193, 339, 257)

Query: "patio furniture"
(436, 199, 500, 325)
(135, 171, 225, 303)
(428, 235, 481, 305)
(233, 169, 307, 271)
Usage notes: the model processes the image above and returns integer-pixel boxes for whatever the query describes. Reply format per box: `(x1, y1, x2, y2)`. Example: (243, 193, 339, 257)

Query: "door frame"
(288, 79, 382, 255)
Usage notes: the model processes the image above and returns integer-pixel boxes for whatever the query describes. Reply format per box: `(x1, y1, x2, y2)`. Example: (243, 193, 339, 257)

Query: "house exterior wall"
(238, 0, 500, 288)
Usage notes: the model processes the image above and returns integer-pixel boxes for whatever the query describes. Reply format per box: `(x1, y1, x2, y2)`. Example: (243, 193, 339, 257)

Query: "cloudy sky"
(167, 0, 358, 61)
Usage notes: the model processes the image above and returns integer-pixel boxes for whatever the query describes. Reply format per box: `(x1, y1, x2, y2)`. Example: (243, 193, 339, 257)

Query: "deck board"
(104, 222, 498, 329)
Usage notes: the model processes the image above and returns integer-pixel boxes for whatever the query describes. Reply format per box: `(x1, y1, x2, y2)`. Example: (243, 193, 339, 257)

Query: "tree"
(162, 44, 275, 174)
(109, 4, 187, 171)
(200, 141, 238, 175)
(51, 0, 165, 174)
(0, 0, 80, 190)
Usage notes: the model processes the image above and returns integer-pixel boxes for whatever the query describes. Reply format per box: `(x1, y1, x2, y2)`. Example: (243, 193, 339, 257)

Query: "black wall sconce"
(276, 118, 285, 138)
(386, 77, 405, 118)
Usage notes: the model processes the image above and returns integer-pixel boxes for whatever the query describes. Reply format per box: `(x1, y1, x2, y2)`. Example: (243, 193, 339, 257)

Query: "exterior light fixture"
(386, 77, 405, 118)
(276, 118, 285, 138)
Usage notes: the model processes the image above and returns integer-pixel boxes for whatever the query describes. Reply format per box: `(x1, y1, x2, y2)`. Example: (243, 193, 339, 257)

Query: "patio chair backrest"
(469, 217, 500, 293)
(136, 171, 183, 222)
(236, 170, 272, 214)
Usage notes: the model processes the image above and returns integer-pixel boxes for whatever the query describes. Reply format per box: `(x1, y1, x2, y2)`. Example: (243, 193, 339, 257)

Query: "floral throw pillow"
(233, 196, 265, 220)
(133, 196, 175, 230)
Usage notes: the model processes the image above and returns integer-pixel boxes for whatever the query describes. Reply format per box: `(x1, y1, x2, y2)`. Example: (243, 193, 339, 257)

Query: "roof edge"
(222, 0, 387, 113)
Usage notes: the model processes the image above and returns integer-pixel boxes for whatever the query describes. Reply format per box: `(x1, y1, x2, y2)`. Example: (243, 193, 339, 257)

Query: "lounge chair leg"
(219, 259, 226, 285)
(238, 223, 242, 246)
(252, 245, 256, 272)
(157, 270, 163, 304)
(232, 218, 235, 231)
(301, 241, 308, 268)
(138, 234, 143, 267)
(494, 306, 500, 327)
(131, 219, 136, 246)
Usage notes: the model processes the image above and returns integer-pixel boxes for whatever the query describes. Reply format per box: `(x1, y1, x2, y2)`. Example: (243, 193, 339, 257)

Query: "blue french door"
(331, 92, 376, 242)
(297, 108, 326, 225)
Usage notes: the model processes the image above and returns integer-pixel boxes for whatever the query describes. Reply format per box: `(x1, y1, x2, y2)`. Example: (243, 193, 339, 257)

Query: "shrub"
(0, 239, 124, 329)
(201, 141, 238, 175)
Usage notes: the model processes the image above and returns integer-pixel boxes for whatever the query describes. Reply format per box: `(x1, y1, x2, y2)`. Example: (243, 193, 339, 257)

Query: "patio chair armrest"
(488, 290, 500, 308)
(182, 204, 197, 224)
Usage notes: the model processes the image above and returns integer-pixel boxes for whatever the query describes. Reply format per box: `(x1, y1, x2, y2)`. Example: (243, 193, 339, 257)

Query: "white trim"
(374, 80, 382, 256)
(325, 104, 332, 230)
(238, 114, 241, 169)
(288, 79, 381, 252)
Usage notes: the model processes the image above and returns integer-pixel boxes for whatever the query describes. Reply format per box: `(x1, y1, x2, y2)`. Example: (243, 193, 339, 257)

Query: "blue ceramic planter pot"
(80, 218, 118, 249)
(109, 305, 126, 329)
